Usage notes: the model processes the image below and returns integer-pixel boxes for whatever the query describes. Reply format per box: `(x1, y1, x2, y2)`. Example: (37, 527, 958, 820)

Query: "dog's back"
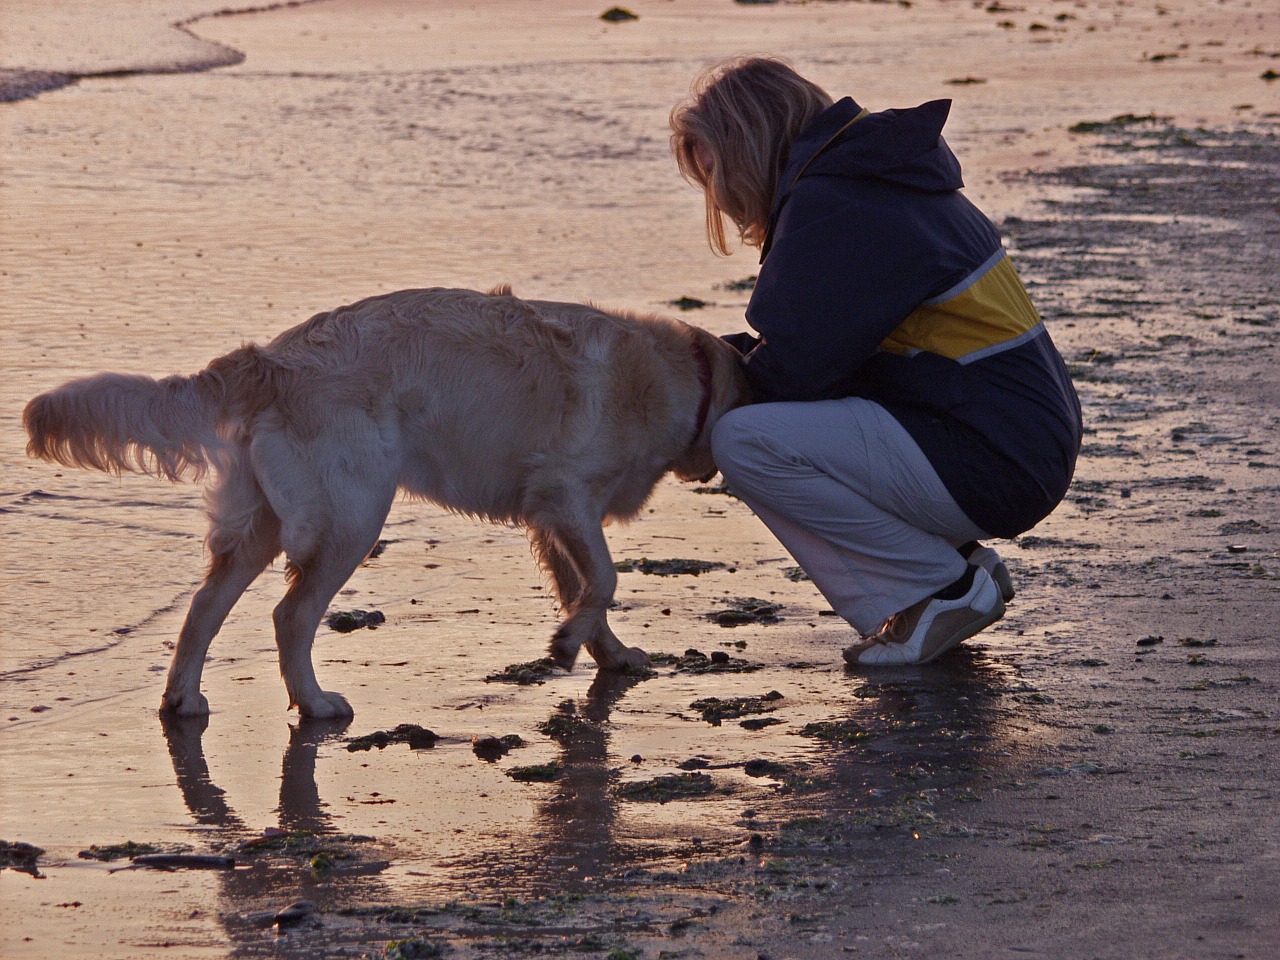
(250, 286, 706, 523)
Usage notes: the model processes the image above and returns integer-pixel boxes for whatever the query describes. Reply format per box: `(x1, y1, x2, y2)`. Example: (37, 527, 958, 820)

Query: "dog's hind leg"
(162, 485, 282, 716)
(269, 481, 396, 718)
(536, 502, 648, 673)
(271, 522, 387, 718)
(250, 420, 398, 718)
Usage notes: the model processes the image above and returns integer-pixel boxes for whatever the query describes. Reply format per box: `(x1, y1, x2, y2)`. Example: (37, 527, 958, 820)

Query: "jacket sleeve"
(741, 184, 952, 403)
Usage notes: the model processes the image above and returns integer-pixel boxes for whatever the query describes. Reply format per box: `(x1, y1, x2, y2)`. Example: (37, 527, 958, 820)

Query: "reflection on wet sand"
(160, 715, 395, 955)
(446, 652, 1040, 896)
(526, 670, 644, 892)
(33, 647, 1044, 957)
(429, 669, 654, 898)
(825, 649, 1035, 813)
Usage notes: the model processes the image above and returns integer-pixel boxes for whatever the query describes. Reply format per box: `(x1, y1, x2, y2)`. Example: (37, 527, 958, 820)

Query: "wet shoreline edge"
(0, 0, 329, 104)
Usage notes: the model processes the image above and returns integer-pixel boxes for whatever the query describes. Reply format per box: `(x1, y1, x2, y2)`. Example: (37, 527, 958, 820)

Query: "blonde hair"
(670, 57, 833, 255)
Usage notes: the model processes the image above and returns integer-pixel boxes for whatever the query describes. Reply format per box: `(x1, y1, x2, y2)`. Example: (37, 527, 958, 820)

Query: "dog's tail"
(23, 346, 270, 481)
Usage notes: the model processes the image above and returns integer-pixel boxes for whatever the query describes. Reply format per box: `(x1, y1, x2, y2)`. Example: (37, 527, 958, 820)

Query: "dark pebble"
(274, 901, 316, 927)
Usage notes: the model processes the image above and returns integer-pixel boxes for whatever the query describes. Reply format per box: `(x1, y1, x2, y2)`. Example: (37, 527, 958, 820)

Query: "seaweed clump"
(705, 598, 783, 627)
(78, 841, 162, 861)
(326, 609, 386, 632)
(691, 691, 783, 726)
(615, 772, 720, 803)
(346, 724, 439, 751)
(798, 719, 874, 745)
(1, 840, 44, 874)
(506, 762, 563, 783)
(649, 647, 760, 674)
(614, 558, 725, 576)
(486, 658, 557, 685)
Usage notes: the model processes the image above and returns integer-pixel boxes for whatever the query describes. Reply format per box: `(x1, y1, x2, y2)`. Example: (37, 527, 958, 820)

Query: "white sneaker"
(963, 543, 1015, 603)
(843, 566, 1005, 667)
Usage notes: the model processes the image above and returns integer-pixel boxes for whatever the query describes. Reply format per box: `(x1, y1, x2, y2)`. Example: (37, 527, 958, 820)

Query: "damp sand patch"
(237, 830, 381, 879)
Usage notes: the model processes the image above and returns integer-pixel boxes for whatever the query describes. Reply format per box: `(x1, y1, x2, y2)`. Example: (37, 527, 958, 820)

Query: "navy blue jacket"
(737, 97, 1081, 538)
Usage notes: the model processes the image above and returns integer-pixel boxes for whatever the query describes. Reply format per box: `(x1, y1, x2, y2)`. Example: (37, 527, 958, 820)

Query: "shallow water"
(2, 0, 1275, 956)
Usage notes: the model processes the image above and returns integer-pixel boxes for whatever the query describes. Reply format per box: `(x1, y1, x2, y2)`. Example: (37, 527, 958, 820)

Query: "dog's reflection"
(160, 713, 392, 948)
(518, 669, 644, 892)
(161, 713, 351, 835)
(157, 669, 647, 913)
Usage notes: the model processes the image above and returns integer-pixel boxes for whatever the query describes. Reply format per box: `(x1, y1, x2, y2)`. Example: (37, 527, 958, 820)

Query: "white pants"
(711, 398, 989, 635)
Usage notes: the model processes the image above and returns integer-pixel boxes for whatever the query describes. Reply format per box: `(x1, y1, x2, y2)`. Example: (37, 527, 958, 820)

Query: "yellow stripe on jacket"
(878, 251, 1041, 362)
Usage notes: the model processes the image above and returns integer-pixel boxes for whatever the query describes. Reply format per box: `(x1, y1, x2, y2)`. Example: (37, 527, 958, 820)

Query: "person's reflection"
(827, 647, 1028, 802)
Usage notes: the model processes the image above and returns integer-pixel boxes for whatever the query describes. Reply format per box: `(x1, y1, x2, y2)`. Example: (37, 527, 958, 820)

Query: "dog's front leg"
(540, 510, 648, 673)
(528, 525, 583, 611)
(582, 620, 651, 673)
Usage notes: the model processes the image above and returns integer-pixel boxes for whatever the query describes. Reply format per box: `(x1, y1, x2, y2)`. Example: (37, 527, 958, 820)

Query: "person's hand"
(721, 332, 760, 355)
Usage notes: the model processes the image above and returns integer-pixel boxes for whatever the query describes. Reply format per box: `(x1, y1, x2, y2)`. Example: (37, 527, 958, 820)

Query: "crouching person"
(670, 57, 1082, 666)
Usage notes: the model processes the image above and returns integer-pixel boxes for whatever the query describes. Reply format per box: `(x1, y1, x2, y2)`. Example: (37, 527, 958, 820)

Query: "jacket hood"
(762, 98, 964, 258)
(785, 96, 962, 191)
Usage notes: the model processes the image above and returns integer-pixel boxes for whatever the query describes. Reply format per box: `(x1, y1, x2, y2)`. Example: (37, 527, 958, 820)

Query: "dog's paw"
(549, 627, 581, 672)
(600, 644, 650, 672)
(160, 689, 210, 716)
(294, 690, 355, 719)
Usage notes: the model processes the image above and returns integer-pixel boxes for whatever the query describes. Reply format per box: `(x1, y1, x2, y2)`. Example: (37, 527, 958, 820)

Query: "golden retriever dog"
(24, 286, 750, 718)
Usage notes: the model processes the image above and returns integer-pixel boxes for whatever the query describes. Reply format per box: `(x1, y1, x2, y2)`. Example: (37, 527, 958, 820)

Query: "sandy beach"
(2, 1, 1278, 957)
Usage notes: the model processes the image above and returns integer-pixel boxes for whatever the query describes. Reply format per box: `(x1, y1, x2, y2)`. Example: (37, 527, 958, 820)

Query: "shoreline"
(0, 0, 330, 103)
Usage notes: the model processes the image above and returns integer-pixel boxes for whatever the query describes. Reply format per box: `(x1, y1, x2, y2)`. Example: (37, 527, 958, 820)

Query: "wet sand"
(2, 1, 1279, 957)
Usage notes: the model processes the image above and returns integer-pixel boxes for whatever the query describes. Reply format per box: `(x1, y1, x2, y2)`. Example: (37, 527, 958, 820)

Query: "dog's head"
(670, 326, 752, 483)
